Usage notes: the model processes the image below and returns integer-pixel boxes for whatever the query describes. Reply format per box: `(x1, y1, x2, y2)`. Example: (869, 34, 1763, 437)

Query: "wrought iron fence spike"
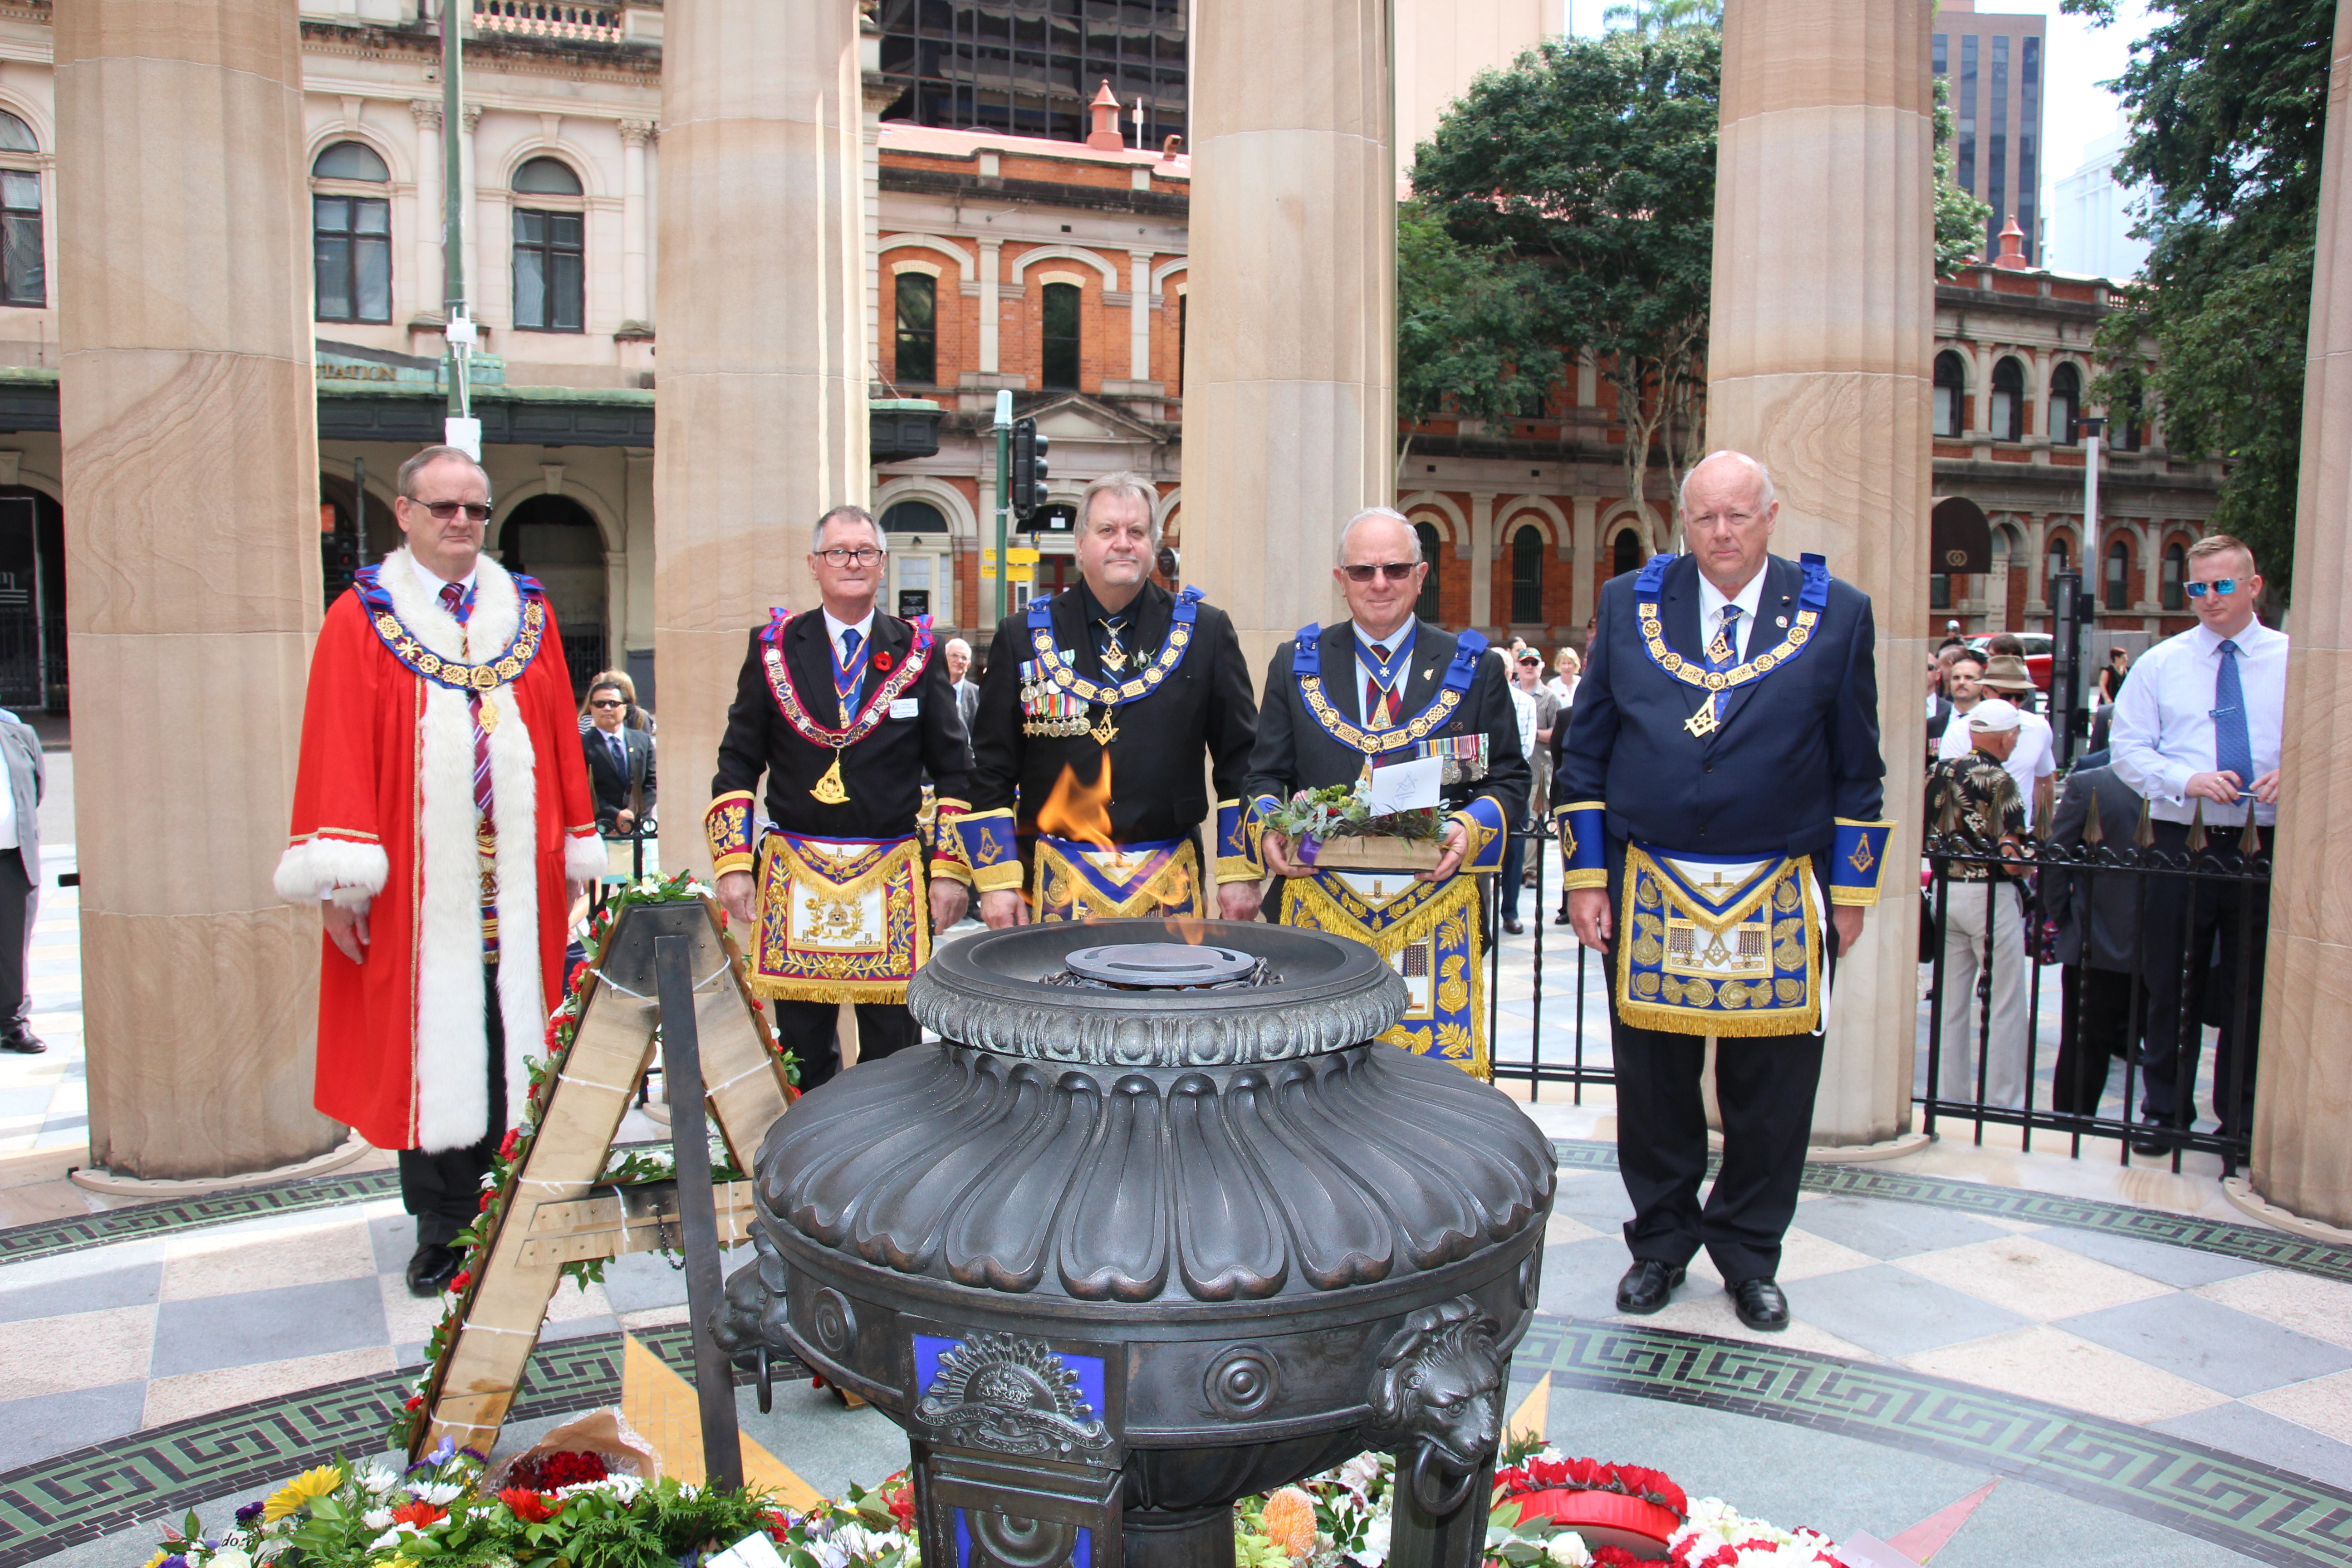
(2133, 794, 2154, 849)
(2083, 787, 2105, 846)
(2186, 795, 2207, 853)
(2240, 807, 2263, 855)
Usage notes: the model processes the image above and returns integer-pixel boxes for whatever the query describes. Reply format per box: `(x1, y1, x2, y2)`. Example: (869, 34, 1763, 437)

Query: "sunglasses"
(590, 698, 625, 709)
(1342, 562, 1418, 583)
(2183, 579, 2239, 598)
(412, 500, 492, 522)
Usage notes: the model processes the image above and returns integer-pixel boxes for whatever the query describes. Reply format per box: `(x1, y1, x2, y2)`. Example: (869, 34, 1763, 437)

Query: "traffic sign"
(1007, 547, 1041, 565)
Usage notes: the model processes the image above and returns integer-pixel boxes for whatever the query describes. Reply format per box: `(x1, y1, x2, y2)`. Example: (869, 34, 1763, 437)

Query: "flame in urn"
(1036, 758, 1115, 850)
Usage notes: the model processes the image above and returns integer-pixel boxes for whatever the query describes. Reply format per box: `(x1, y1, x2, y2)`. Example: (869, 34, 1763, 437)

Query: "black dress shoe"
(1503, 918, 1525, 935)
(2131, 1122, 2174, 1158)
(0, 1033, 43, 1054)
(1727, 1277, 1790, 1331)
(406, 1241, 463, 1298)
(1553, 908, 1573, 925)
(1615, 1259, 1686, 1314)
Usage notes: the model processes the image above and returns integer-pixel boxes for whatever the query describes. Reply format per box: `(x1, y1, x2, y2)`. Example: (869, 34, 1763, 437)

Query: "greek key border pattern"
(0, 1169, 405, 1267)
(0, 1326, 784, 1568)
(1552, 1140, 2352, 1285)
(1523, 1315, 2352, 1568)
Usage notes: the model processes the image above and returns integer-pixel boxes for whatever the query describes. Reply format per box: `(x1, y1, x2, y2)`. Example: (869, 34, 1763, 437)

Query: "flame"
(1036, 757, 1115, 851)
(1160, 916, 1210, 945)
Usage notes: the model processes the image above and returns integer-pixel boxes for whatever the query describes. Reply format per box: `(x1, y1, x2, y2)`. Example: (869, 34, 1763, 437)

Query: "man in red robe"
(276, 446, 603, 1294)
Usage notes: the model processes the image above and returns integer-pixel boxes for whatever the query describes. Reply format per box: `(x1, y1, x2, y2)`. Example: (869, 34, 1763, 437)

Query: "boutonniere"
(872, 649, 894, 672)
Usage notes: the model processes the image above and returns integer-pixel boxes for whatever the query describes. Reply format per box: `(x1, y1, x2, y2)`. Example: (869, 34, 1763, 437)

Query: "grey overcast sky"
(1562, 0, 2161, 203)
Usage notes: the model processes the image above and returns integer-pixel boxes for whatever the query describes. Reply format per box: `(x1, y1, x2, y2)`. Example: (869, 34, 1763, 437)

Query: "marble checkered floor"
(5, 1137, 2351, 1568)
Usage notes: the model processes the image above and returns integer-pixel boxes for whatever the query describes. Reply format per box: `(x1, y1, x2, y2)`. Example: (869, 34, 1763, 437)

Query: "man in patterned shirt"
(1926, 697, 2030, 1111)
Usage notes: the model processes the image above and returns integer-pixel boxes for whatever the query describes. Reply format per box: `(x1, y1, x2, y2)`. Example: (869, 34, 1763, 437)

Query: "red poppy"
(389, 1500, 447, 1528)
(873, 649, 894, 672)
(479, 1191, 495, 1210)
(446, 1269, 472, 1293)
(405, 1394, 424, 1411)
(499, 1130, 520, 1160)
(500, 1489, 562, 1523)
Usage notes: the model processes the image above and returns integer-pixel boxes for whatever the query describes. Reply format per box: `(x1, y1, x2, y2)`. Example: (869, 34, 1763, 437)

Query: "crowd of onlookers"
(1921, 534, 2280, 1157)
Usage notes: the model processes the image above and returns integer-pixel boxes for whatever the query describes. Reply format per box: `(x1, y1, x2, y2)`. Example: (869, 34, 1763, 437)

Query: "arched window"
(313, 140, 389, 181)
(2110, 392, 2144, 452)
(1509, 523, 1544, 624)
(1933, 351, 1966, 438)
(0, 136, 39, 305)
(312, 140, 390, 324)
(2104, 538, 2132, 611)
(880, 499, 948, 534)
(882, 500, 950, 618)
(1412, 520, 1442, 622)
(1989, 357, 2025, 442)
(1041, 282, 1081, 391)
(512, 158, 584, 332)
(2048, 363, 2082, 445)
(2047, 533, 2071, 586)
(2161, 541, 2186, 611)
(1612, 527, 1644, 577)
(894, 273, 937, 385)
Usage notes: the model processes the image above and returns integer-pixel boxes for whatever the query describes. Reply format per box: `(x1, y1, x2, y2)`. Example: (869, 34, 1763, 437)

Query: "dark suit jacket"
(1245, 619, 1530, 827)
(711, 610, 973, 839)
(1558, 552, 1885, 859)
(2046, 764, 2143, 972)
(583, 723, 655, 828)
(969, 579, 1257, 842)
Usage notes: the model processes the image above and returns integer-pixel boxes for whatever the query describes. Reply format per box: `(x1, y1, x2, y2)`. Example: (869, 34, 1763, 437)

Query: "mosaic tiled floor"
(2, 1142, 2348, 1566)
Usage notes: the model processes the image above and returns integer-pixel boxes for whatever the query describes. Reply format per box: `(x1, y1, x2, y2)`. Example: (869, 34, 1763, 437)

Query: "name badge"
(890, 697, 920, 720)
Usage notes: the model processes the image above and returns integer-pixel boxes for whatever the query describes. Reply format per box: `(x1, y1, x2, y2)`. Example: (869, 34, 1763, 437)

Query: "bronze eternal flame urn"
(713, 920, 1557, 1568)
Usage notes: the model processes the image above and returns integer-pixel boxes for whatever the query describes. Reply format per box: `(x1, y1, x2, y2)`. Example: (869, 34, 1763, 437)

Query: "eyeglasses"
(411, 499, 492, 522)
(589, 698, 625, 709)
(2184, 579, 2239, 598)
(816, 547, 885, 567)
(1342, 562, 1418, 583)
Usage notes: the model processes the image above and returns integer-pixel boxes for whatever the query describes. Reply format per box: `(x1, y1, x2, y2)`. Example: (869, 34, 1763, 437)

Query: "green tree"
(1601, 0, 1721, 36)
(1412, 31, 1720, 546)
(1934, 74, 1994, 278)
(1395, 200, 1566, 480)
(2062, 0, 2334, 598)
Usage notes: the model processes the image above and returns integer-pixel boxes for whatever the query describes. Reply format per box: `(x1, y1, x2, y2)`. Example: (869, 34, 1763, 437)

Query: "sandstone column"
(2253, 0, 2352, 1228)
(619, 119, 653, 328)
(412, 99, 444, 322)
(1186, 0, 1395, 670)
(655, 0, 867, 878)
(57, 0, 343, 1176)
(1708, 0, 1936, 1145)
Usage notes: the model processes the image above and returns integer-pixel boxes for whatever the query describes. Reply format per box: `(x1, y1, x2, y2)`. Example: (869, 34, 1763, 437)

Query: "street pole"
(440, 0, 479, 456)
(2071, 413, 2106, 762)
(993, 388, 1013, 626)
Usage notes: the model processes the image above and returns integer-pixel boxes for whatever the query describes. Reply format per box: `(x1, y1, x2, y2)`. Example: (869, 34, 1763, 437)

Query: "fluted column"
(655, 0, 867, 879)
(1708, 0, 1936, 1146)
(57, 0, 342, 1176)
(619, 118, 653, 328)
(411, 99, 443, 322)
(1186, 0, 1394, 670)
(2253, 0, 2352, 1229)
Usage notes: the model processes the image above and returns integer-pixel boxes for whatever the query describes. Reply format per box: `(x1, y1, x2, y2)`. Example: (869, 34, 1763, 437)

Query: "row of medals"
(1021, 630, 1122, 744)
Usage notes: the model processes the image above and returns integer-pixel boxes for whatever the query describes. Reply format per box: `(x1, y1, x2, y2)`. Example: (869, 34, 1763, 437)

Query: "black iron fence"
(1476, 800, 2274, 1176)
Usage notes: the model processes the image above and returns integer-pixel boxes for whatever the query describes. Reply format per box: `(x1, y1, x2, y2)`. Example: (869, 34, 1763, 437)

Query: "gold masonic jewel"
(811, 748, 850, 805)
(1088, 706, 1121, 746)
(1100, 639, 1129, 673)
(477, 701, 499, 733)
(1683, 698, 1720, 738)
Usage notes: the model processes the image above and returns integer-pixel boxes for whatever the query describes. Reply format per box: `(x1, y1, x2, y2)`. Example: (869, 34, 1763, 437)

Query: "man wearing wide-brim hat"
(1936, 653, 2056, 828)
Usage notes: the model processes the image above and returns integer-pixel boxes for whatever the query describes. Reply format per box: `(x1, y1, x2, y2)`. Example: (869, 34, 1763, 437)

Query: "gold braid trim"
(1277, 872, 1487, 1080)
(1612, 848, 1821, 1039)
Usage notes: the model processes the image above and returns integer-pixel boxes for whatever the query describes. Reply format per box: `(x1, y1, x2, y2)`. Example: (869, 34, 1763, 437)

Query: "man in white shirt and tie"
(2108, 533, 2283, 1155)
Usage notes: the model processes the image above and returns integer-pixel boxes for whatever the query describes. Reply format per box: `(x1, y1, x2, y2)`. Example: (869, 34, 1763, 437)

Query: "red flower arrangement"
(873, 649, 894, 672)
(503, 1449, 611, 1491)
(880, 1474, 917, 1531)
(1495, 1456, 1688, 1521)
(389, 1500, 448, 1528)
(445, 1270, 473, 1294)
(499, 1129, 520, 1160)
(500, 1489, 563, 1524)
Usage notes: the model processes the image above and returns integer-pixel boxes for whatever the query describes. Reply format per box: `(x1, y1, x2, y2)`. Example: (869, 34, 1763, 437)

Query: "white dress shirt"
(1697, 566, 1767, 662)
(1352, 616, 1418, 725)
(821, 607, 877, 667)
(1936, 704, 2057, 827)
(408, 553, 480, 611)
(1507, 682, 1539, 760)
(2110, 617, 2288, 825)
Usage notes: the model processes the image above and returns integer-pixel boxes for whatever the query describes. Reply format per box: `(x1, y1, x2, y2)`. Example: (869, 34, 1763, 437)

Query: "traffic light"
(1010, 417, 1051, 521)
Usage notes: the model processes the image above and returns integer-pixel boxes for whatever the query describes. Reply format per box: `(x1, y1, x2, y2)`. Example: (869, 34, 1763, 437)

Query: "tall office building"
(2049, 118, 2152, 281)
(1931, 0, 2047, 266)
(876, 0, 1191, 148)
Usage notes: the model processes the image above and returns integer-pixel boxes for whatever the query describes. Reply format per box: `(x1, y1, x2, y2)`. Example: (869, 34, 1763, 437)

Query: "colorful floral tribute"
(159, 1447, 1845, 1568)
(1259, 782, 1448, 848)
(397, 871, 798, 1451)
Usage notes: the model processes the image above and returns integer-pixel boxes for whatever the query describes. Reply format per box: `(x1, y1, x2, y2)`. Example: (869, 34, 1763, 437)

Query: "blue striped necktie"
(2213, 638, 2255, 789)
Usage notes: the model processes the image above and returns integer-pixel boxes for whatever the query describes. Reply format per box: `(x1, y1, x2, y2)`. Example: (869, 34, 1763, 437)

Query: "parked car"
(1965, 632, 2053, 692)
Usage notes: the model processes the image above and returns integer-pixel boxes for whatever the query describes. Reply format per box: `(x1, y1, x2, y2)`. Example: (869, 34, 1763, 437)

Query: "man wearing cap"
(1925, 698, 2032, 1109)
(1938, 652, 2055, 827)
(1499, 648, 1559, 933)
(1558, 451, 1891, 1332)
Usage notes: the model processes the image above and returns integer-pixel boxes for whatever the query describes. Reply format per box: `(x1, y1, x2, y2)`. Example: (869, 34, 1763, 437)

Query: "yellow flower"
(262, 1465, 343, 1521)
(143, 1553, 168, 1568)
